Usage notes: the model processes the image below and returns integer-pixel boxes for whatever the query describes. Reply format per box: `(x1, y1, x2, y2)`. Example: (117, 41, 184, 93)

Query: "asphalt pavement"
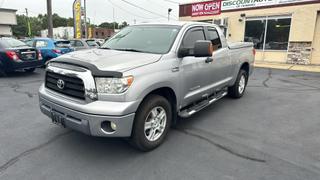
(0, 68, 320, 180)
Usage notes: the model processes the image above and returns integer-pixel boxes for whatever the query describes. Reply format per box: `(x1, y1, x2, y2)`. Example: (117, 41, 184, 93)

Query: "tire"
(130, 94, 172, 151)
(25, 68, 36, 73)
(228, 69, 248, 98)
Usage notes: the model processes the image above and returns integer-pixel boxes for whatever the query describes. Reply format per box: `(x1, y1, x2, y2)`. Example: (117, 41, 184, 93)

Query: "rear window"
(86, 40, 98, 47)
(0, 38, 27, 48)
(55, 41, 71, 48)
(35, 40, 48, 48)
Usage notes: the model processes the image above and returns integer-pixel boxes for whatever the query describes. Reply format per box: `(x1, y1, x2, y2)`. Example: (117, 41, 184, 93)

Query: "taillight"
(38, 50, 43, 60)
(253, 48, 256, 56)
(6, 51, 19, 61)
(52, 49, 61, 54)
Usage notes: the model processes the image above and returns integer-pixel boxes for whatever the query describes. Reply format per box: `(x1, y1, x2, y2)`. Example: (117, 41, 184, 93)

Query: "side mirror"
(194, 40, 213, 57)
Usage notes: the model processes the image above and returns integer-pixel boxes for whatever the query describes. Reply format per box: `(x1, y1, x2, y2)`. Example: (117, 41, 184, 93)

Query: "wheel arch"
(136, 86, 178, 125)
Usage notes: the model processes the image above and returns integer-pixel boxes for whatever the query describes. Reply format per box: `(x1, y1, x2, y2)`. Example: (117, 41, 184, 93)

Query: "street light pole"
(46, 0, 53, 38)
(168, 8, 172, 21)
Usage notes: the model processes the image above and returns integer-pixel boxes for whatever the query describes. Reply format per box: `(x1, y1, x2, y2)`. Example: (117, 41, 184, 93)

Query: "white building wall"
(41, 27, 74, 39)
(0, 10, 17, 25)
(0, 25, 12, 36)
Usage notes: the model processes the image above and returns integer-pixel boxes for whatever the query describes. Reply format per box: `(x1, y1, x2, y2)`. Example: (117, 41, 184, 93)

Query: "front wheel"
(228, 69, 248, 98)
(130, 95, 172, 151)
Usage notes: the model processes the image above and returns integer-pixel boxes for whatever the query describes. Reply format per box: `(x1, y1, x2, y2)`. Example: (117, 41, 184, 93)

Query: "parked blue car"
(26, 38, 74, 62)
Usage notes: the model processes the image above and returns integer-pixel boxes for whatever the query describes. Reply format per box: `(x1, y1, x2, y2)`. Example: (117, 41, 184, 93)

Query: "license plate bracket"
(51, 111, 66, 128)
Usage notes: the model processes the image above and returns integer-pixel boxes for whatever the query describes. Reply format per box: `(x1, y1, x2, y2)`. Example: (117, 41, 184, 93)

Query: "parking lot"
(0, 67, 320, 180)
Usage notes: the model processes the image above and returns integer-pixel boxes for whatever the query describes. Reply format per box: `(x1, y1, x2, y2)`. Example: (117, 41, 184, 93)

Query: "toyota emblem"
(56, 79, 65, 89)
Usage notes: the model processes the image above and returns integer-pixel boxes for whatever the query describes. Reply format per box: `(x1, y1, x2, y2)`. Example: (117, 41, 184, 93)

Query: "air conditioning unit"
(213, 18, 228, 27)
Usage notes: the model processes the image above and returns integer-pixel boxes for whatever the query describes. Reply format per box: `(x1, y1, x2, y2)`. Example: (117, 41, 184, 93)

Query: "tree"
(119, 21, 129, 29)
(98, 22, 119, 29)
(12, 13, 127, 38)
(12, 15, 42, 37)
(12, 15, 27, 37)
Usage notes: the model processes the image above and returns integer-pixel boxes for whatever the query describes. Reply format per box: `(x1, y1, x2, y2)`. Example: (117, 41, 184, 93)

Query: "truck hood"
(55, 48, 162, 72)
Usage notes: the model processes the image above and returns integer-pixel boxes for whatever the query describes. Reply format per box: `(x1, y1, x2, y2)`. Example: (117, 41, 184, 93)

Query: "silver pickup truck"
(39, 22, 254, 151)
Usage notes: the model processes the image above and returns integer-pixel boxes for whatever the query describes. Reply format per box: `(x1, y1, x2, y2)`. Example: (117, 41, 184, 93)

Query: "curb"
(254, 62, 320, 73)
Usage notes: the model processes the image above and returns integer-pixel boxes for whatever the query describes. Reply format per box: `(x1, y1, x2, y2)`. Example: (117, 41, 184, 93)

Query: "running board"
(178, 91, 228, 118)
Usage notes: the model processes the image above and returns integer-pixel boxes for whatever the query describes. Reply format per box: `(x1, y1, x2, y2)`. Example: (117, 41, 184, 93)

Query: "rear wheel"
(228, 69, 248, 98)
(24, 68, 36, 73)
(130, 95, 172, 151)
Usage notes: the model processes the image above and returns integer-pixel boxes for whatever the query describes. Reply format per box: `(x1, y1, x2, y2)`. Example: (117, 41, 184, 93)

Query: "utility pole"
(46, 0, 53, 38)
(83, 0, 87, 38)
(113, 8, 115, 31)
(25, 8, 31, 37)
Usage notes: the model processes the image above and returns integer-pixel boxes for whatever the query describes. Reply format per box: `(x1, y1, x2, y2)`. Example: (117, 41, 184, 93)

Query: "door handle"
(205, 57, 213, 63)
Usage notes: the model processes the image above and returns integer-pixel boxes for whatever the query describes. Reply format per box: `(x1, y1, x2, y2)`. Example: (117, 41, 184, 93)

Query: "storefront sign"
(221, 0, 316, 11)
(191, 0, 221, 17)
(73, 0, 82, 39)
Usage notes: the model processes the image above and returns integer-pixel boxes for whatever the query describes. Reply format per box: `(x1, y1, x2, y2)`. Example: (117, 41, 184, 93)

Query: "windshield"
(101, 25, 181, 54)
(0, 38, 28, 48)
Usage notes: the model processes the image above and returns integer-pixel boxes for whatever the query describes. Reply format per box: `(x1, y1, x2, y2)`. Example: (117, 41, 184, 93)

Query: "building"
(41, 27, 74, 39)
(179, 0, 320, 65)
(0, 8, 17, 37)
(90, 27, 115, 39)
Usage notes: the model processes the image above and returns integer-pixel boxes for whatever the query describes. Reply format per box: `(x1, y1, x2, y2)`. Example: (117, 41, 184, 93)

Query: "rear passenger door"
(205, 26, 232, 89)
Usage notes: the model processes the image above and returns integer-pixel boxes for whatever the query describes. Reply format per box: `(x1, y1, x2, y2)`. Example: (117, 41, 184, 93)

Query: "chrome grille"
(45, 71, 85, 100)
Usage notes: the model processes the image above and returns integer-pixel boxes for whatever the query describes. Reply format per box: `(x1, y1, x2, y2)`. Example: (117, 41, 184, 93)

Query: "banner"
(73, 0, 82, 39)
(221, 0, 316, 11)
(191, 0, 222, 17)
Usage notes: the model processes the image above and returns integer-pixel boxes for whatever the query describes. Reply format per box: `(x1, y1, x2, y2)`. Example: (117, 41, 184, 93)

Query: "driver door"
(178, 26, 213, 108)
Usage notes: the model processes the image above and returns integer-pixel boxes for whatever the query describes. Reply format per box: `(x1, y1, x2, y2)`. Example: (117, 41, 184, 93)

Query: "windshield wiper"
(114, 48, 144, 53)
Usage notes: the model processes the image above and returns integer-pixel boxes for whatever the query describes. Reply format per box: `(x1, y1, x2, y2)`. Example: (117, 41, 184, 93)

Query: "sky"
(0, 0, 193, 25)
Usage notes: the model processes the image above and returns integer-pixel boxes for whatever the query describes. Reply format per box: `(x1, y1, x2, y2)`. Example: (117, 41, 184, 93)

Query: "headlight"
(95, 76, 134, 94)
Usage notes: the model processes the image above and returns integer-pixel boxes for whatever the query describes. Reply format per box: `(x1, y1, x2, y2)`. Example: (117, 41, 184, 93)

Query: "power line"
(107, 0, 156, 20)
(163, 0, 180, 4)
(119, 0, 168, 19)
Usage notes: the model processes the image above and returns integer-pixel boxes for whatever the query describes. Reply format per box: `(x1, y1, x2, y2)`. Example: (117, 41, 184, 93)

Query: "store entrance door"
(311, 12, 320, 64)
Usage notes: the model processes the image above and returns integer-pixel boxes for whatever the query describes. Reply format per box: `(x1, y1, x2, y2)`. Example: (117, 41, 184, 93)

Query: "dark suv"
(0, 37, 43, 76)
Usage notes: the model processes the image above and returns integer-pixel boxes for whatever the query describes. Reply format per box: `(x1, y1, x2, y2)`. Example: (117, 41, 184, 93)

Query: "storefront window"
(244, 16, 291, 51)
(265, 18, 291, 50)
(244, 19, 266, 50)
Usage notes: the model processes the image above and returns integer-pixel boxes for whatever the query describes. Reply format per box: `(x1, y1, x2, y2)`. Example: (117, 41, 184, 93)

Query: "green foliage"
(98, 21, 129, 29)
(12, 13, 128, 38)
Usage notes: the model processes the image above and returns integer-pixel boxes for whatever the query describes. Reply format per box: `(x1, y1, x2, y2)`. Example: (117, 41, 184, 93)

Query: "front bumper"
(39, 85, 140, 137)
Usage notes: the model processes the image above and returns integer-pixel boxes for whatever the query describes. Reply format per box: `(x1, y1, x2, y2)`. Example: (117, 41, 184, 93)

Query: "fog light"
(111, 122, 117, 131)
(101, 121, 116, 134)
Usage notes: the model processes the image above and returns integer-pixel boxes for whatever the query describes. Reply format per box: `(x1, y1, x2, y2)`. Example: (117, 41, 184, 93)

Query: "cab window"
(180, 27, 205, 55)
(207, 28, 222, 51)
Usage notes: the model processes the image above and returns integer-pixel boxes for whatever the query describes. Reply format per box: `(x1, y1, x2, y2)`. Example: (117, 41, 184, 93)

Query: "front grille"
(45, 71, 85, 100)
